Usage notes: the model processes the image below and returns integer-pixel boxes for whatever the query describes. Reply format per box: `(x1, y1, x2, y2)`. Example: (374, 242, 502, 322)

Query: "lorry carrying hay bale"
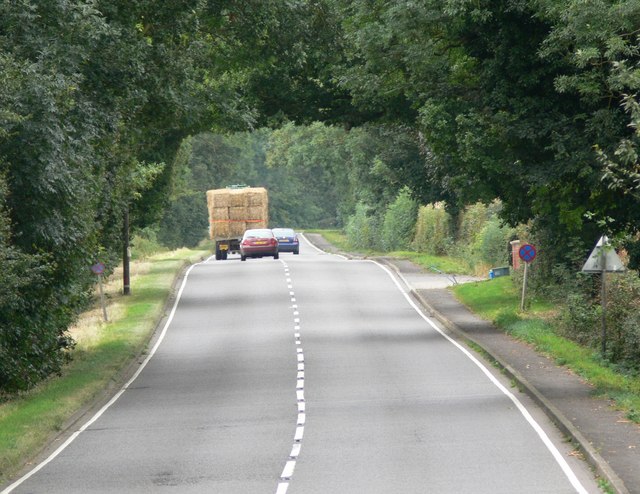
(206, 186, 269, 260)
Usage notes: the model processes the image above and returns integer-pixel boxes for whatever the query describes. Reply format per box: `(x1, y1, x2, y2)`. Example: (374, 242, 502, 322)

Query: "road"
(4, 235, 600, 493)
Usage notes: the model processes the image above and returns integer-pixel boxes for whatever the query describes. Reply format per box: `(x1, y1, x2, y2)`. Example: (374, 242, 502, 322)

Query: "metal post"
(520, 261, 528, 311)
(123, 208, 131, 295)
(98, 274, 108, 322)
(601, 259, 607, 356)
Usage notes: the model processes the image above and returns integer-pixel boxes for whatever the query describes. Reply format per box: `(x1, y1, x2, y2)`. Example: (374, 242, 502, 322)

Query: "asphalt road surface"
(4, 235, 600, 493)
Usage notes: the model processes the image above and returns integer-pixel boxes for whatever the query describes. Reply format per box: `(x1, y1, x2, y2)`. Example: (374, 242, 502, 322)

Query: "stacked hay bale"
(206, 187, 269, 239)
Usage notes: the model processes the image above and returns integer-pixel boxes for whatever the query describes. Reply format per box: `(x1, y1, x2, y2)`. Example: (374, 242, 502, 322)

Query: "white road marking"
(276, 260, 306, 494)
(281, 460, 296, 480)
(290, 443, 302, 458)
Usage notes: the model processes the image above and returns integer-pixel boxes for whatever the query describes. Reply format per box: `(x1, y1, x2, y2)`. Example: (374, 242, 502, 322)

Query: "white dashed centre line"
(276, 261, 307, 494)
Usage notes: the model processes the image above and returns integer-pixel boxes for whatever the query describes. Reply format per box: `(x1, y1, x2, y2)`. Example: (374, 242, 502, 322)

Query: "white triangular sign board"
(581, 235, 626, 273)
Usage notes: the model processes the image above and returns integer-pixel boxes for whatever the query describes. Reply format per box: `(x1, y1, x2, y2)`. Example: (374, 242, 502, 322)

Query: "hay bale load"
(206, 186, 269, 260)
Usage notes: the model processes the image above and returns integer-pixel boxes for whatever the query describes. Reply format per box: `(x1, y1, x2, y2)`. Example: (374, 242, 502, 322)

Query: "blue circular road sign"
(91, 262, 106, 275)
(519, 244, 537, 263)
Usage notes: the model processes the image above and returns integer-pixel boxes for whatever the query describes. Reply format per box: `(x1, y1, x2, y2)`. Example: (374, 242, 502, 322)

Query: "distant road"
(4, 236, 598, 493)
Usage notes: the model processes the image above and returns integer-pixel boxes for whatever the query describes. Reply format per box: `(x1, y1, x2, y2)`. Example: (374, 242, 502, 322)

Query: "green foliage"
(330, 0, 640, 273)
(131, 228, 167, 261)
(473, 219, 515, 267)
(412, 204, 452, 256)
(0, 1, 336, 393)
(381, 188, 418, 251)
(0, 177, 75, 393)
(553, 270, 640, 371)
(158, 193, 208, 249)
(345, 203, 381, 250)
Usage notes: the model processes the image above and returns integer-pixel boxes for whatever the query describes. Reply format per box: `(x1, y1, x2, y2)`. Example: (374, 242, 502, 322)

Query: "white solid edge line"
(1, 259, 206, 494)
(369, 259, 589, 494)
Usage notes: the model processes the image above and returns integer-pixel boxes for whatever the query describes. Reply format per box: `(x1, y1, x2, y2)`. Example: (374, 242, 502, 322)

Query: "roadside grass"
(305, 229, 474, 275)
(454, 277, 640, 423)
(0, 247, 210, 484)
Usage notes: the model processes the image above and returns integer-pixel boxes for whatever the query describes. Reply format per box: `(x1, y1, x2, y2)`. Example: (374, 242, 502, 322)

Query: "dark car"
(240, 228, 279, 261)
(271, 228, 300, 254)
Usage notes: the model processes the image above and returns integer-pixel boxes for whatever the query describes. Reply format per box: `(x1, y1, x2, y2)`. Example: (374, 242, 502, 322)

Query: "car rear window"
(244, 229, 273, 239)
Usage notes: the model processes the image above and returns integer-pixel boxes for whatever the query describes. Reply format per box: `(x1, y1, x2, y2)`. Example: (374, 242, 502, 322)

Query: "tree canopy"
(3, 0, 640, 392)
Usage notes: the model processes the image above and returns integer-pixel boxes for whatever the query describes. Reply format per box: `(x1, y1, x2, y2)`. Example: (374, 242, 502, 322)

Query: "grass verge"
(305, 229, 473, 275)
(0, 247, 210, 484)
(453, 276, 640, 423)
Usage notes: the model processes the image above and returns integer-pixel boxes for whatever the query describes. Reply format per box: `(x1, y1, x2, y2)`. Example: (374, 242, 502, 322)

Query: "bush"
(131, 227, 167, 260)
(457, 202, 490, 245)
(0, 248, 75, 394)
(345, 202, 381, 250)
(381, 188, 418, 251)
(158, 193, 208, 249)
(412, 204, 451, 255)
(556, 270, 640, 370)
(557, 291, 601, 347)
(474, 219, 515, 267)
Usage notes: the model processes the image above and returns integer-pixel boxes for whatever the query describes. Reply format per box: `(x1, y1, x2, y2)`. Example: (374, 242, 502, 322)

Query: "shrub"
(131, 227, 167, 260)
(381, 188, 418, 251)
(158, 192, 208, 249)
(412, 204, 451, 255)
(474, 219, 515, 266)
(458, 202, 490, 245)
(557, 291, 601, 347)
(345, 202, 381, 250)
(556, 270, 640, 370)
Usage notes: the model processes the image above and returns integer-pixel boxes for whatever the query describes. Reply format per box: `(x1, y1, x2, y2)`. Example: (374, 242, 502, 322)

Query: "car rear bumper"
(240, 246, 278, 257)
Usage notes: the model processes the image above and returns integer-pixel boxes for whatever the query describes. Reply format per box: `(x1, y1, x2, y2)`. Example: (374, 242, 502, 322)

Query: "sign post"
(518, 244, 537, 311)
(581, 235, 625, 355)
(91, 262, 108, 322)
